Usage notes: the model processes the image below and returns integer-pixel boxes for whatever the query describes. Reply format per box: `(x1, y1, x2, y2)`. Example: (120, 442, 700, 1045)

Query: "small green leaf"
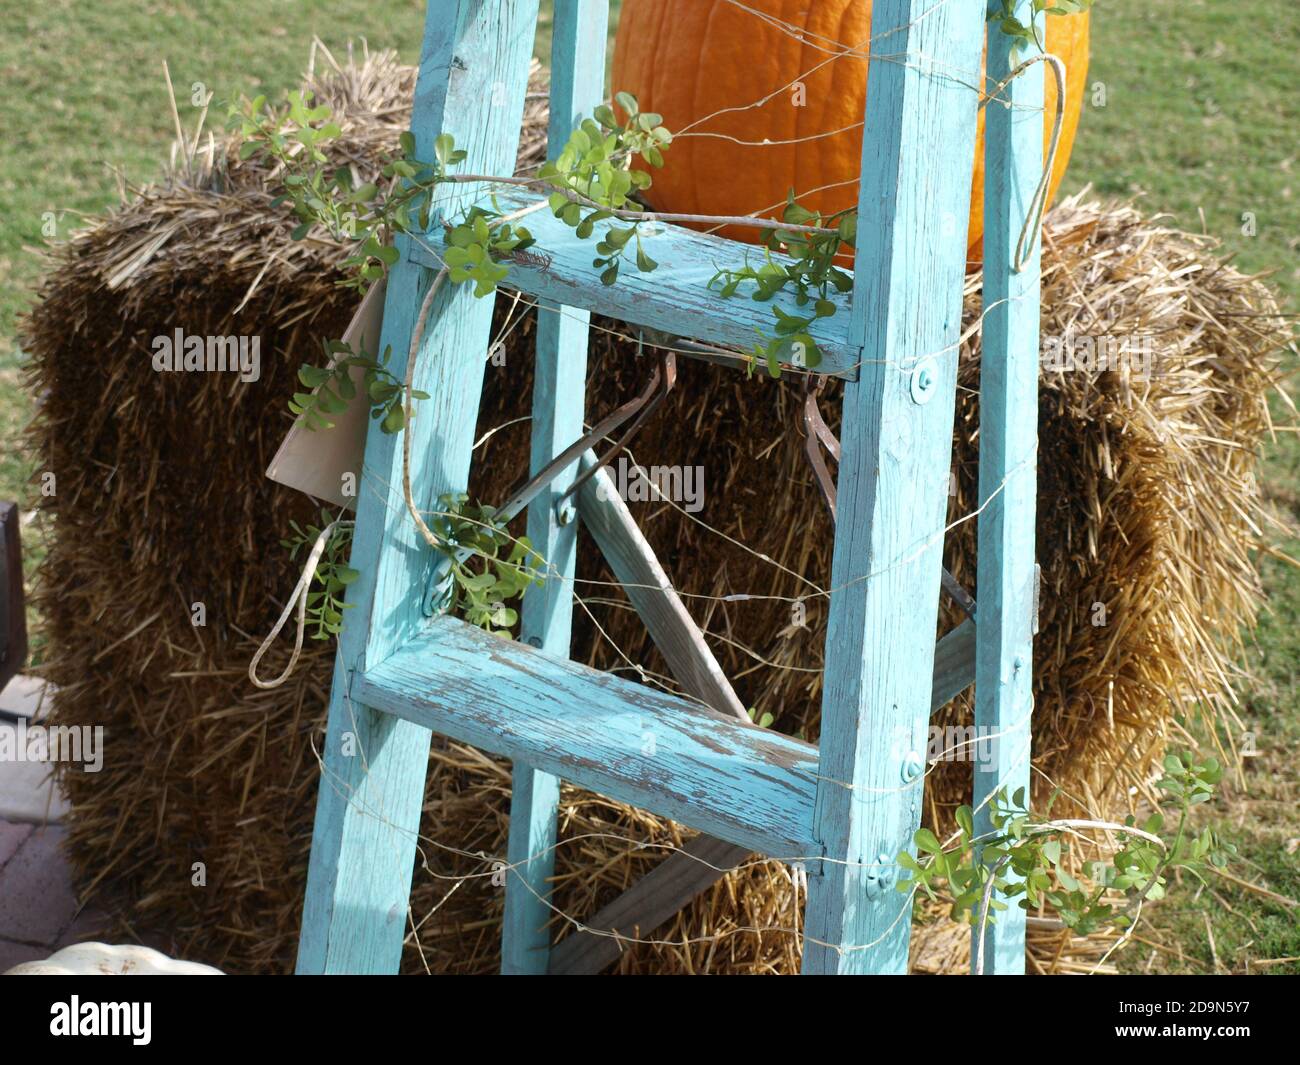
(298, 365, 331, 388)
(914, 828, 942, 855)
(381, 405, 405, 434)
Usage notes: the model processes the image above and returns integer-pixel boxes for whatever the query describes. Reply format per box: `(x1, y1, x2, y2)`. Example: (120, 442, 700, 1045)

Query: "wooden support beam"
(357, 617, 822, 859)
(550, 618, 978, 974)
(550, 833, 746, 973)
(406, 198, 860, 379)
(295, 0, 540, 974)
(574, 455, 749, 723)
(801, 0, 986, 974)
(502, 0, 607, 977)
(972, 0, 1043, 975)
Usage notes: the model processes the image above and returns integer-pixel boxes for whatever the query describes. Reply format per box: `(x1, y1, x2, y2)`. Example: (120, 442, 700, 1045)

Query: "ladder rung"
(355, 616, 821, 860)
(403, 191, 860, 379)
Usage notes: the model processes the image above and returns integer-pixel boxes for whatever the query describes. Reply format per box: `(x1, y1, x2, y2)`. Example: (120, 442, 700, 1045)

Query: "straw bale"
(19, 47, 1290, 974)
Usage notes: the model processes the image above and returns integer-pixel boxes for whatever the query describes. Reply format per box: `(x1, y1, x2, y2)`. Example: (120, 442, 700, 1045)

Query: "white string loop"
(248, 518, 353, 690)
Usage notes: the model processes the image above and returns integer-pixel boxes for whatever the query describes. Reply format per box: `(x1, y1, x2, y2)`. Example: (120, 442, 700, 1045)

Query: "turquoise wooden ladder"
(296, 0, 1041, 975)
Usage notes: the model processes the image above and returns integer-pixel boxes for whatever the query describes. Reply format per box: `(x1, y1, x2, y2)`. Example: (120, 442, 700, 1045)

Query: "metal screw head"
(864, 854, 896, 897)
(901, 753, 925, 783)
(909, 358, 938, 404)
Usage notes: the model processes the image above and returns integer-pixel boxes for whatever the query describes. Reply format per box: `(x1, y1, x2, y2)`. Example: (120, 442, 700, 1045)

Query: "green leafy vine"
(540, 91, 671, 285)
(246, 10, 1089, 650)
(710, 194, 855, 378)
(991, 0, 1094, 57)
(899, 752, 1236, 948)
(282, 512, 358, 641)
(291, 338, 427, 434)
(428, 493, 545, 635)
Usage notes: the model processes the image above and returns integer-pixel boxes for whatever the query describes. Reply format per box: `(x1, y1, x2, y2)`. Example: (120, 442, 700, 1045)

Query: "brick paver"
(0, 938, 47, 971)
(0, 824, 80, 947)
(0, 819, 33, 867)
(54, 905, 112, 949)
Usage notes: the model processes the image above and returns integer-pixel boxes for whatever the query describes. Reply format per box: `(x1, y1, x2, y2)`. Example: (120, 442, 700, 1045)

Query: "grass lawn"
(0, 0, 1295, 971)
(1061, 0, 1300, 974)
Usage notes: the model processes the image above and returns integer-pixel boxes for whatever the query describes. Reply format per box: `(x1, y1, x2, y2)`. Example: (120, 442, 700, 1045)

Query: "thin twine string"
(347, 400, 1029, 618)
(722, 0, 965, 57)
(570, 589, 712, 705)
(315, 643, 1138, 971)
(693, 0, 1018, 128)
(288, 337, 1029, 699)
(407, 221, 1031, 378)
(610, 0, 1064, 276)
(308, 690, 1152, 967)
(248, 517, 352, 689)
(673, 44, 1043, 150)
(580, 596, 823, 676)
(239, 24, 1124, 980)
(719, 0, 907, 59)
(249, 265, 1033, 700)
(992, 52, 1067, 272)
(310, 450, 958, 720)
(258, 6, 1097, 966)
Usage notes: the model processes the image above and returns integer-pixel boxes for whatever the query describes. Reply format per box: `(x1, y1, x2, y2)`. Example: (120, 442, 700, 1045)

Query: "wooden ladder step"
(548, 616, 978, 974)
(403, 191, 860, 378)
(355, 616, 821, 859)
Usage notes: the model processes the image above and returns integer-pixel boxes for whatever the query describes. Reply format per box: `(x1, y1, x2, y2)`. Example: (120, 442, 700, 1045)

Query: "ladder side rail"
(503, 0, 609, 976)
(972, 0, 1044, 975)
(802, 0, 989, 974)
(297, 0, 541, 975)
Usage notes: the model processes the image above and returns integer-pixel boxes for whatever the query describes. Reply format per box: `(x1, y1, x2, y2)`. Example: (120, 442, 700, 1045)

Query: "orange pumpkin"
(611, 0, 1089, 260)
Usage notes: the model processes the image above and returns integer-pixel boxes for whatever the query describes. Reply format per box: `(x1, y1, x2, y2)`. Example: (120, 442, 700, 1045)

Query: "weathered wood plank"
(802, 0, 987, 974)
(933, 617, 977, 708)
(355, 616, 821, 860)
(502, 763, 560, 972)
(296, 0, 540, 975)
(550, 617, 980, 974)
(502, 0, 607, 977)
(576, 455, 749, 723)
(973, 0, 1042, 976)
(406, 194, 860, 379)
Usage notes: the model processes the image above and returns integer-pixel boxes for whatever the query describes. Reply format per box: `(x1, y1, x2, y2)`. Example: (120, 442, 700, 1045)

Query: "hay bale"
(20, 48, 1290, 974)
